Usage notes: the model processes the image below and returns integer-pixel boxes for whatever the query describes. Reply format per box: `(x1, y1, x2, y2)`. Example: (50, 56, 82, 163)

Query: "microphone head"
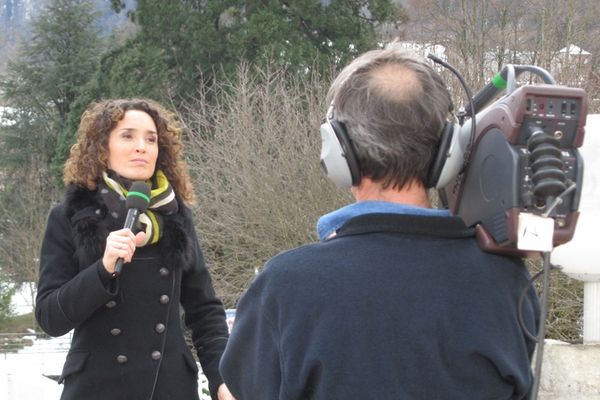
(126, 181, 151, 211)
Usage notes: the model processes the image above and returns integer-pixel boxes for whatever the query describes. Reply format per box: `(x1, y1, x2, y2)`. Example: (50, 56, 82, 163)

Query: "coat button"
(105, 300, 117, 308)
(116, 355, 128, 364)
(95, 208, 102, 215)
(110, 328, 121, 336)
(151, 351, 161, 360)
(155, 323, 166, 334)
(159, 295, 170, 305)
(159, 267, 169, 277)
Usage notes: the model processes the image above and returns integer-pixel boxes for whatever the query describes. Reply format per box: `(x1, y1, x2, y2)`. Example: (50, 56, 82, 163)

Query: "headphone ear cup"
(426, 122, 455, 189)
(319, 119, 361, 188)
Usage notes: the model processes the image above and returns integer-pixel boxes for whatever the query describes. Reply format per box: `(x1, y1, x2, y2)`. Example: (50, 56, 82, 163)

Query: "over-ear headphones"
(319, 104, 459, 189)
(319, 106, 361, 188)
(426, 121, 458, 188)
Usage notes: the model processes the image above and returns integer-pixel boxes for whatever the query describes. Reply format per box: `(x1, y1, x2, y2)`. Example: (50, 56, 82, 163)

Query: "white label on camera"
(517, 213, 554, 252)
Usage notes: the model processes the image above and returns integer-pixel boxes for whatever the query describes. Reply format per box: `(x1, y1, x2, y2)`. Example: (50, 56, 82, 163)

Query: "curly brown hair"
(63, 98, 195, 203)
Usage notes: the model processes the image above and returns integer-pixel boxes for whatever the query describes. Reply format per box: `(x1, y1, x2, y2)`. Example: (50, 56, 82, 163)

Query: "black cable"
(427, 53, 477, 174)
(518, 269, 544, 342)
(530, 252, 552, 400)
(543, 183, 577, 218)
(517, 254, 558, 400)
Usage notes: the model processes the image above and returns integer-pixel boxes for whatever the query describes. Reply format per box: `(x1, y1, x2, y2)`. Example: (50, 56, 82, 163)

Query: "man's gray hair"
(327, 44, 453, 189)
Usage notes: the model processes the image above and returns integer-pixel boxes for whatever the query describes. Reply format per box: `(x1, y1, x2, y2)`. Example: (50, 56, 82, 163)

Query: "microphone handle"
(113, 208, 140, 276)
(114, 258, 125, 276)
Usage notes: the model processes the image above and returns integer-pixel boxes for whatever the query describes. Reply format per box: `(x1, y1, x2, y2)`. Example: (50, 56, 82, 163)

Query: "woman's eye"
(147, 136, 157, 143)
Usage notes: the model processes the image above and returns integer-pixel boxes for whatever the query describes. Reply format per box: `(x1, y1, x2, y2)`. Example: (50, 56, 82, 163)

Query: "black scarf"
(98, 170, 179, 246)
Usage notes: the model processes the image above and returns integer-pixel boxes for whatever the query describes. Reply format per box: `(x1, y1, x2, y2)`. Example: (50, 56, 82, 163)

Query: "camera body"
(440, 84, 587, 257)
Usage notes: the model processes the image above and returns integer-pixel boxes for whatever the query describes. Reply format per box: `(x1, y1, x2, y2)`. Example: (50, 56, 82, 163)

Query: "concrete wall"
(539, 340, 600, 399)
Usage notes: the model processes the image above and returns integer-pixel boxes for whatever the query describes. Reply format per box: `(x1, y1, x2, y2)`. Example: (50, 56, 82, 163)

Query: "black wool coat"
(35, 185, 229, 400)
(220, 213, 540, 400)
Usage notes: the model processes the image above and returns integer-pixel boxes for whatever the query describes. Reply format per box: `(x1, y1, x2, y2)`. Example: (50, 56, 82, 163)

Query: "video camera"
(438, 64, 587, 257)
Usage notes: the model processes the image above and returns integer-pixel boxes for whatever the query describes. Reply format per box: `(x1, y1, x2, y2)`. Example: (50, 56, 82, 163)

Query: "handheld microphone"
(113, 181, 151, 276)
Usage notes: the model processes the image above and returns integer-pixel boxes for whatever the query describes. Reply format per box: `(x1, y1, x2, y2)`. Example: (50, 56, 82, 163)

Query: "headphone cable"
(427, 53, 476, 173)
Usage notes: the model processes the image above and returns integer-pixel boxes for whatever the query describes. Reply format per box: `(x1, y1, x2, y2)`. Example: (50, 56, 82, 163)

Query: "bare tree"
(182, 63, 351, 307)
(0, 175, 58, 321)
(399, 0, 600, 112)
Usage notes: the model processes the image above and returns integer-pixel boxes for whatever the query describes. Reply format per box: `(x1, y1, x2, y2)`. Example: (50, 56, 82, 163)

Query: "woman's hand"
(102, 228, 146, 274)
(217, 383, 236, 400)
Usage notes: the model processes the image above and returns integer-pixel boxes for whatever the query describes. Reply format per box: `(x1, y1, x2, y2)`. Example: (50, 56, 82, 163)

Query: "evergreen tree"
(0, 280, 16, 324)
(133, 0, 231, 99)
(0, 0, 104, 184)
(102, 0, 403, 103)
(226, 0, 400, 71)
(0, 0, 103, 286)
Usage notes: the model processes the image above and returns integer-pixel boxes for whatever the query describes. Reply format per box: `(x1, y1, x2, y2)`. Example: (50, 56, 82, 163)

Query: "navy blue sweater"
(220, 213, 540, 399)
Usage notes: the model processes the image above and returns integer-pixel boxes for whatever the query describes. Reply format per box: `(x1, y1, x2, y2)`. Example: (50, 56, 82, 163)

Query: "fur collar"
(63, 185, 193, 271)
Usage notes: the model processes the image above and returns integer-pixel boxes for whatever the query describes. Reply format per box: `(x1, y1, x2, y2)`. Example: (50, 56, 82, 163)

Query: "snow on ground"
(0, 334, 68, 400)
(5, 285, 215, 399)
(5, 285, 222, 399)
(9, 283, 36, 316)
(0, 333, 211, 400)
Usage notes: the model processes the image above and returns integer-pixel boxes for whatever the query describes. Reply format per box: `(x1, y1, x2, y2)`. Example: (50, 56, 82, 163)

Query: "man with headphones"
(219, 45, 540, 399)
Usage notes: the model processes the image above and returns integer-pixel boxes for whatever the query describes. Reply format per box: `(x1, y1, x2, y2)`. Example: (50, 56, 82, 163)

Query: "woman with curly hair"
(35, 99, 234, 400)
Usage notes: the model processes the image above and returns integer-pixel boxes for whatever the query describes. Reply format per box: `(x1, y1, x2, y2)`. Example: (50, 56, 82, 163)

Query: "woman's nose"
(135, 138, 146, 152)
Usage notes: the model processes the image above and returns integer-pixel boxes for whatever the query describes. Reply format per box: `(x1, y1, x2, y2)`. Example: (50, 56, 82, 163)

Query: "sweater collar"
(316, 200, 451, 241)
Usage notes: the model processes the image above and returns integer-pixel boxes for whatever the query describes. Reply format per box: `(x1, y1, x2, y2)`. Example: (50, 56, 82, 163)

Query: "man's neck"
(351, 177, 431, 208)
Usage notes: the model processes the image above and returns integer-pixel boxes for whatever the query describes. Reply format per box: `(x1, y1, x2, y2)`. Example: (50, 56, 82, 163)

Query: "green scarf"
(99, 170, 179, 246)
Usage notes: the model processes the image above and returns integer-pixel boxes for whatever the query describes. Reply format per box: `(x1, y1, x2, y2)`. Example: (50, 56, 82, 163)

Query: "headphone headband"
(319, 53, 458, 190)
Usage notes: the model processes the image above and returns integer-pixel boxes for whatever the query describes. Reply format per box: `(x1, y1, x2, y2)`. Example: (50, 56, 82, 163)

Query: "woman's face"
(107, 110, 159, 181)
